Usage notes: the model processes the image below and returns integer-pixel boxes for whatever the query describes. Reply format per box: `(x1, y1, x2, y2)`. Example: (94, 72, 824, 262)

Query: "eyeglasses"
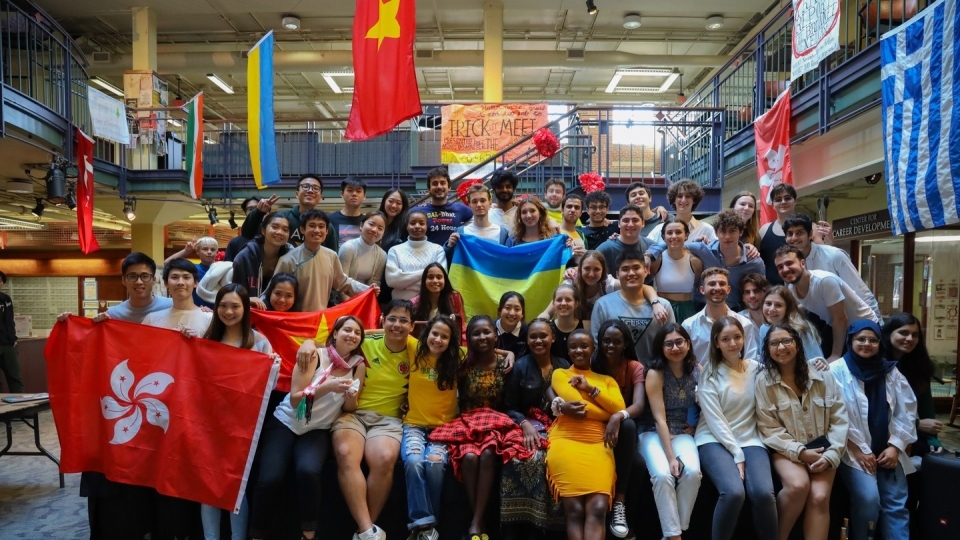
(854, 337, 881, 345)
(768, 338, 796, 348)
(298, 184, 322, 193)
(773, 196, 795, 203)
(385, 316, 411, 325)
(124, 273, 155, 282)
(663, 339, 687, 350)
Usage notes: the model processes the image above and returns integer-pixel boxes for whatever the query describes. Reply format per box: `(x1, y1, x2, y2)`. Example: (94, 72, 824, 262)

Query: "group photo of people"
(53, 168, 948, 540)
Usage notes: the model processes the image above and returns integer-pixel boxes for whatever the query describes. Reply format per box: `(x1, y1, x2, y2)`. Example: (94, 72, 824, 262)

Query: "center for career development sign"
(791, 0, 841, 81)
(440, 103, 548, 165)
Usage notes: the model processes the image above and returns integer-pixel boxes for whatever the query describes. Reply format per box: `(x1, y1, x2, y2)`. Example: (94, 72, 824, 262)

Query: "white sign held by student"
(791, 0, 841, 80)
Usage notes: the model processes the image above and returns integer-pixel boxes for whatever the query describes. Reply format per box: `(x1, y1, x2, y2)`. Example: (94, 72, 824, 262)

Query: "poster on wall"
(87, 87, 131, 145)
(791, 0, 841, 80)
(440, 103, 549, 167)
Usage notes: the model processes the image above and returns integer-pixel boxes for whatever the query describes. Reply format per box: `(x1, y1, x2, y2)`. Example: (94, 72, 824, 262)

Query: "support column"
(130, 222, 165, 267)
(483, 2, 503, 103)
(131, 7, 157, 71)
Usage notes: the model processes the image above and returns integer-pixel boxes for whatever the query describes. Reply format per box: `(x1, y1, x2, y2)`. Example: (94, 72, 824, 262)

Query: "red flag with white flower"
(754, 90, 793, 225)
(45, 316, 278, 511)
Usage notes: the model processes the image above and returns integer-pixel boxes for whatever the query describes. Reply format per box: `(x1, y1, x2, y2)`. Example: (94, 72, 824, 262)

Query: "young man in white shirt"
(682, 267, 759, 364)
(489, 169, 520, 230)
(445, 184, 509, 259)
(647, 179, 716, 243)
(783, 214, 880, 320)
(775, 245, 879, 362)
(142, 258, 212, 334)
(559, 194, 587, 259)
(738, 273, 769, 329)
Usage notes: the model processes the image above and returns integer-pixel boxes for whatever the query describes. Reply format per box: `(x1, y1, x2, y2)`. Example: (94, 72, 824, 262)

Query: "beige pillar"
(483, 2, 503, 103)
(130, 222, 165, 266)
(131, 7, 157, 71)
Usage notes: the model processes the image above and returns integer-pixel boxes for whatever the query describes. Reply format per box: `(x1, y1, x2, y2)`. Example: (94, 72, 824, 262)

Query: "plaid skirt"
(428, 407, 535, 479)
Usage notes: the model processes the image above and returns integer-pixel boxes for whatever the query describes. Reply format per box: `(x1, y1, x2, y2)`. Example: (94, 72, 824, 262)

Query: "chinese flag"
(45, 316, 278, 511)
(345, 0, 422, 141)
(250, 288, 381, 392)
(754, 90, 793, 225)
(75, 128, 100, 254)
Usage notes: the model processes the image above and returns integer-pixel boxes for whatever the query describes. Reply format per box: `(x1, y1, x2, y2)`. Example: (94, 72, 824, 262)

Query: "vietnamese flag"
(250, 288, 381, 393)
(345, 0, 422, 141)
(754, 90, 793, 225)
(45, 316, 278, 511)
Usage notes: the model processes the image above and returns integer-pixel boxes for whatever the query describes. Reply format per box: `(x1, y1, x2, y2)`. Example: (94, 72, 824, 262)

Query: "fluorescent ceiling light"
(91, 77, 124, 97)
(322, 72, 353, 94)
(659, 71, 680, 92)
(606, 69, 679, 94)
(916, 235, 960, 243)
(207, 74, 234, 94)
(0, 216, 45, 230)
(167, 118, 182, 127)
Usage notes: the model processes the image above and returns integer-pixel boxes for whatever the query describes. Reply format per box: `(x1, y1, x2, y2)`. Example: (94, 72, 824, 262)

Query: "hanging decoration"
(578, 172, 605, 193)
(456, 178, 484, 204)
(533, 128, 560, 158)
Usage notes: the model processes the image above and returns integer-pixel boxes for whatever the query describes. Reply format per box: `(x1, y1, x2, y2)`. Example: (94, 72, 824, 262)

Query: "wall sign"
(832, 208, 892, 239)
(791, 0, 841, 80)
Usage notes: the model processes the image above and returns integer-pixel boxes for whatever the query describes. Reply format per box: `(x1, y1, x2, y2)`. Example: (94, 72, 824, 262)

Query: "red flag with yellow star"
(345, 0, 422, 140)
(249, 289, 381, 392)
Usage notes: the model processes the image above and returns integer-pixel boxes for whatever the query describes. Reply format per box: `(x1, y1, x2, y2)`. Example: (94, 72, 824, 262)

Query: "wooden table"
(0, 394, 64, 488)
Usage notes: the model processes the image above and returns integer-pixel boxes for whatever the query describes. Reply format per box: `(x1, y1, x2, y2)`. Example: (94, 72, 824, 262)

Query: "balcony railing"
(0, 0, 89, 132)
(685, 0, 924, 142)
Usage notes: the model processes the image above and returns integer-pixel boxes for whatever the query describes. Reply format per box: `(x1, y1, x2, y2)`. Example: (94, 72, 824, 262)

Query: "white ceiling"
(35, 0, 779, 120)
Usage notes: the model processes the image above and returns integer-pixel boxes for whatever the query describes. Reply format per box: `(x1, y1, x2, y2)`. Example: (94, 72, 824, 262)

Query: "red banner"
(75, 128, 99, 254)
(45, 316, 278, 511)
(754, 91, 793, 225)
(345, 0, 422, 141)
(250, 288, 381, 392)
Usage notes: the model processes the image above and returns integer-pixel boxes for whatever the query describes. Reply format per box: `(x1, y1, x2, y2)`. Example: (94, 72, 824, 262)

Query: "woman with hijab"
(830, 319, 917, 540)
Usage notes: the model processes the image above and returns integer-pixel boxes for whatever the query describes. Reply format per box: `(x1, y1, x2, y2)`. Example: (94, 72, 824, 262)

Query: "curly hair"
(713, 209, 745, 234)
(414, 315, 462, 391)
(511, 197, 553, 242)
(759, 323, 809, 390)
(667, 179, 704, 210)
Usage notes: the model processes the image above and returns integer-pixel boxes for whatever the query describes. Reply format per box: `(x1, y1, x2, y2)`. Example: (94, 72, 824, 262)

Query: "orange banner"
(440, 103, 549, 164)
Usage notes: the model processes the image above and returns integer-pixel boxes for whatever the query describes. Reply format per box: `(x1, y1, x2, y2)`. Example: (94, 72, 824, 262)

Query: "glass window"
(914, 229, 960, 398)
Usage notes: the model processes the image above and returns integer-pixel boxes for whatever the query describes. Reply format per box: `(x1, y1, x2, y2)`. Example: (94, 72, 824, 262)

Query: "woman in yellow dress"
(546, 329, 626, 540)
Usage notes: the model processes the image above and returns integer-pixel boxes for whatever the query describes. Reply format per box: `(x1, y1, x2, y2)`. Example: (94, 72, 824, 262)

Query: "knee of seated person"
(650, 470, 675, 485)
(367, 446, 399, 471)
(807, 487, 831, 510)
(781, 474, 810, 494)
(480, 448, 496, 460)
(565, 500, 586, 521)
(425, 450, 445, 465)
(461, 452, 479, 465)
(586, 496, 609, 516)
(295, 461, 322, 479)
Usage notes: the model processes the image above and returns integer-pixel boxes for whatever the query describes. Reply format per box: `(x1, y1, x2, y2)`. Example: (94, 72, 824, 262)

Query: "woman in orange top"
(546, 329, 626, 540)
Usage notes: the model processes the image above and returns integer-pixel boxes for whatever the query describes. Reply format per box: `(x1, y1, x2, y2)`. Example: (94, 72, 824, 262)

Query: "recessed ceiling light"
(705, 15, 725, 30)
(206, 74, 234, 94)
(623, 13, 642, 30)
(281, 15, 300, 31)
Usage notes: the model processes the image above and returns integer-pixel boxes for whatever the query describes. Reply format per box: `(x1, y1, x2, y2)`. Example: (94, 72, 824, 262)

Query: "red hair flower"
(456, 178, 484, 204)
(578, 172, 605, 193)
(533, 128, 560, 159)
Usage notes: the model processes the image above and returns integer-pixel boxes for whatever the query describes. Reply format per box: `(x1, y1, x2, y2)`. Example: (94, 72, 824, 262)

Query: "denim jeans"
(838, 462, 910, 540)
(698, 443, 778, 540)
(639, 432, 701, 537)
(200, 496, 248, 540)
(401, 425, 448, 531)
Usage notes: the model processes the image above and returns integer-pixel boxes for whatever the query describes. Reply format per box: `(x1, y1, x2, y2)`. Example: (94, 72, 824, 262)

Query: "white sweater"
(385, 239, 447, 300)
(694, 358, 765, 463)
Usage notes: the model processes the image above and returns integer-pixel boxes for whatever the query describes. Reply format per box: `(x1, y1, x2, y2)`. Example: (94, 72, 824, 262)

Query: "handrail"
(4, 0, 88, 67)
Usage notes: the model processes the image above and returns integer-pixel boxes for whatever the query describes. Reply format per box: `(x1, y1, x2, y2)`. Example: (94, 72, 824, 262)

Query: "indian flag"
(185, 93, 203, 199)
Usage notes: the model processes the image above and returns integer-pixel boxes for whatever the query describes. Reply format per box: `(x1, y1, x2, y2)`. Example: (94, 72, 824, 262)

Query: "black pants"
(248, 414, 331, 537)
(614, 418, 640, 495)
(83, 473, 155, 540)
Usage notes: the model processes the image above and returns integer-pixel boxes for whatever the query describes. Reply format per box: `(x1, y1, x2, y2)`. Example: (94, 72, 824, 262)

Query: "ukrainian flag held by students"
(449, 235, 568, 321)
(247, 31, 280, 189)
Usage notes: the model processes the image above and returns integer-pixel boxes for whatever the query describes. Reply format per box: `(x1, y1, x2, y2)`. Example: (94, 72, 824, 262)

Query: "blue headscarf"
(842, 319, 896, 455)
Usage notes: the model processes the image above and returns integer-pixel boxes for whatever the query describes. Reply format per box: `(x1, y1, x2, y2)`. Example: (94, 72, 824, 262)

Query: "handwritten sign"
(440, 103, 548, 165)
(87, 87, 131, 145)
(832, 209, 892, 239)
(791, 0, 841, 81)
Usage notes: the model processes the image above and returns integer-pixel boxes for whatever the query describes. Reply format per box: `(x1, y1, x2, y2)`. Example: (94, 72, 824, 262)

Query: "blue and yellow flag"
(449, 235, 569, 321)
(247, 31, 279, 189)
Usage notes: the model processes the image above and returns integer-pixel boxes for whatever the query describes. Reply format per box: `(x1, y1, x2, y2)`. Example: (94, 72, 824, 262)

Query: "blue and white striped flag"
(881, 0, 960, 235)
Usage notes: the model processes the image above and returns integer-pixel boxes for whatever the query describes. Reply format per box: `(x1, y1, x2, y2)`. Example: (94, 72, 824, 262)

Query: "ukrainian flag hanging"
(247, 31, 280, 189)
(449, 235, 569, 321)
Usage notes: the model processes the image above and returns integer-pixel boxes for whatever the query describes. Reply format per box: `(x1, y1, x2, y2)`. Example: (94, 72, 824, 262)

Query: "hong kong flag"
(754, 90, 793, 225)
(45, 316, 278, 511)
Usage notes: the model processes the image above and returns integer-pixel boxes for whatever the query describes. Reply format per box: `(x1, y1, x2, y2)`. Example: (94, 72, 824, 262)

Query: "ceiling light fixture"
(45, 166, 67, 204)
(705, 15, 725, 30)
(90, 76, 124, 97)
(322, 72, 354, 94)
(31, 198, 45, 218)
(281, 15, 300, 31)
(659, 69, 680, 93)
(623, 13, 642, 29)
(228, 211, 238, 229)
(677, 72, 686, 104)
(66, 187, 77, 210)
(207, 206, 219, 225)
(206, 74, 234, 94)
(123, 197, 137, 221)
(167, 118, 182, 127)
(7, 179, 33, 193)
(586, 0, 598, 15)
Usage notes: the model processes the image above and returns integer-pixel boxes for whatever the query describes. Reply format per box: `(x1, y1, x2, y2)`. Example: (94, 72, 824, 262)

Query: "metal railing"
(0, 0, 89, 131)
(685, 0, 925, 140)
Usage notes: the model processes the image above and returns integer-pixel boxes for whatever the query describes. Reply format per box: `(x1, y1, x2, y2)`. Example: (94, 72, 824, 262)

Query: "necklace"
(667, 367, 687, 400)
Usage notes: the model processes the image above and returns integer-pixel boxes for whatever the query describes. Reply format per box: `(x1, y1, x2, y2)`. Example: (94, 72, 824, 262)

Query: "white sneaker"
(418, 528, 439, 540)
(359, 526, 386, 540)
(609, 500, 629, 538)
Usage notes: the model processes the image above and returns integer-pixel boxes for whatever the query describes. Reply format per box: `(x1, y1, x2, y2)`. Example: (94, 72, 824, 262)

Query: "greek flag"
(881, 0, 960, 235)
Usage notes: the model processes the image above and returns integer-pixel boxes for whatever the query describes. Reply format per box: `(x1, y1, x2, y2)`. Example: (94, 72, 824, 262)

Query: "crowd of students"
(68, 170, 946, 540)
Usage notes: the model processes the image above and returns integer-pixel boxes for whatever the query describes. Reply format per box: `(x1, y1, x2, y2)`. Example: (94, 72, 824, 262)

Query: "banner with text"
(88, 87, 131, 145)
(440, 103, 549, 165)
(791, 0, 841, 81)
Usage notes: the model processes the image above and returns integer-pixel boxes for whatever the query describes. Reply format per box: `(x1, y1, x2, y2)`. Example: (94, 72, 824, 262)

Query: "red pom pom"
(456, 178, 484, 204)
(533, 128, 560, 159)
(578, 172, 605, 193)
(214, 250, 225, 262)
